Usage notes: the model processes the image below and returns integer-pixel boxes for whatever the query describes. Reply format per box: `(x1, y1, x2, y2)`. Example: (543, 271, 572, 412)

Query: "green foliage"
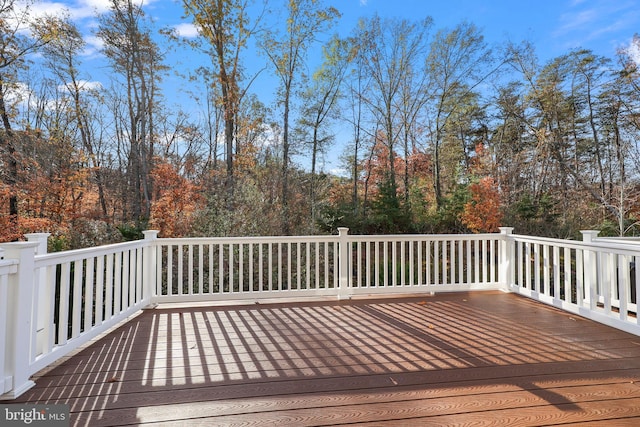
(598, 218, 640, 237)
(502, 193, 570, 237)
(117, 221, 148, 241)
(368, 177, 411, 233)
(316, 202, 352, 233)
(68, 219, 123, 248)
(516, 193, 556, 222)
(48, 234, 70, 253)
(436, 185, 471, 232)
(319, 181, 476, 235)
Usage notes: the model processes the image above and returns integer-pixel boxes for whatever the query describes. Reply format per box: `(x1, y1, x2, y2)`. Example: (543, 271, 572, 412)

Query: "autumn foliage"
(4, 2, 640, 247)
(461, 177, 503, 233)
(149, 162, 204, 237)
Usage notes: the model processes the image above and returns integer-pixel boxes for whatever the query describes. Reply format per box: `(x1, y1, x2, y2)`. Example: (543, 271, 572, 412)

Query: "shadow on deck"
(14, 291, 640, 426)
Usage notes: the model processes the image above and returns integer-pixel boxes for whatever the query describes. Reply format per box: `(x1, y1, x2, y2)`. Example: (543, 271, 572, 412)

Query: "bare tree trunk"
(281, 82, 291, 234)
(0, 82, 18, 236)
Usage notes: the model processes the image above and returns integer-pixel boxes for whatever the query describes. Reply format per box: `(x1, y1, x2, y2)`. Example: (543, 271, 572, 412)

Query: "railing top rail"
(155, 235, 339, 245)
(511, 233, 640, 255)
(596, 236, 640, 241)
(347, 233, 500, 242)
(155, 232, 503, 246)
(34, 239, 147, 267)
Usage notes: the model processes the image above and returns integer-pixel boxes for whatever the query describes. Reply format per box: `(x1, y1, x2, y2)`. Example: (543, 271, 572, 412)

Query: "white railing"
(506, 230, 640, 336)
(2, 227, 640, 400)
(152, 234, 341, 303)
(348, 233, 501, 295)
(0, 232, 154, 400)
(0, 249, 19, 396)
(151, 229, 503, 303)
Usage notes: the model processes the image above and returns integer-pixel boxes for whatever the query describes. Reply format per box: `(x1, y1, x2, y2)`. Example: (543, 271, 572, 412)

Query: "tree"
(150, 161, 203, 237)
(354, 15, 432, 211)
(296, 35, 350, 225)
(260, 0, 340, 233)
(425, 21, 494, 209)
(97, 0, 165, 221)
(461, 177, 503, 232)
(508, 43, 625, 228)
(197, 68, 224, 173)
(570, 51, 611, 199)
(491, 81, 531, 207)
(0, 0, 62, 238)
(343, 37, 367, 217)
(42, 17, 109, 218)
(602, 35, 640, 235)
(182, 0, 265, 196)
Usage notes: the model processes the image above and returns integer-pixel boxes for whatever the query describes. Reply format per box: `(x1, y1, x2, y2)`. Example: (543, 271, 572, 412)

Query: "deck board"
(13, 291, 640, 426)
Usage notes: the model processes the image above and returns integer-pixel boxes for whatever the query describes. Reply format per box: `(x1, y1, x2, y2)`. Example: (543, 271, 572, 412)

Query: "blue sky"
(340, 0, 640, 64)
(30, 0, 640, 170)
(37, 0, 640, 86)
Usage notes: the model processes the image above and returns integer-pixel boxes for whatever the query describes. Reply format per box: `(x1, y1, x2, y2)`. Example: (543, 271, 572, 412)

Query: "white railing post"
(24, 233, 50, 357)
(142, 230, 159, 308)
(337, 228, 350, 300)
(499, 227, 515, 291)
(0, 241, 39, 400)
(581, 230, 600, 309)
(23, 233, 49, 255)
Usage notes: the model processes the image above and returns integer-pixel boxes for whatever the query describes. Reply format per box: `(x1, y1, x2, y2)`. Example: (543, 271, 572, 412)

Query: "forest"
(1, 0, 640, 250)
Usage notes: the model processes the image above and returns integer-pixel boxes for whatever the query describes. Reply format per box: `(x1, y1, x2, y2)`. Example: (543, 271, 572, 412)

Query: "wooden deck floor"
(13, 291, 640, 426)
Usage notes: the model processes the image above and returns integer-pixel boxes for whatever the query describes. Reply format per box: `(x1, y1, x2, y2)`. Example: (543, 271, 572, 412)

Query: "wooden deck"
(13, 291, 640, 426)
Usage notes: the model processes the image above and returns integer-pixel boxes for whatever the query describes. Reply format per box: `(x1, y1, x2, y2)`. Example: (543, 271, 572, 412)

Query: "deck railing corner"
(499, 227, 515, 291)
(0, 241, 39, 400)
(142, 230, 160, 308)
(337, 227, 350, 300)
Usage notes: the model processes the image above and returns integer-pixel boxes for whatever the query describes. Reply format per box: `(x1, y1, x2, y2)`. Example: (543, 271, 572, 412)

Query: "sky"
(34, 0, 640, 89)
(37, 0, 640, 63)
(28, 0, 640, 170)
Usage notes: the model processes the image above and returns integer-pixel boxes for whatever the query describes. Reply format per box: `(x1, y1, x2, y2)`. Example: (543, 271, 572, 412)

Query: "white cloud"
(4, 82, 31, 105)
(556, 9, 597, 35)
(77, 0, 160, 15)
(173, 23, 199, 38)
(78, 79, 103, 91)
(329, 167, 348, 177)
(82, 0, 114, 12)
(26, 1, 69, 17)
(552, 0, 640, 53)
(627, 38, 640, 67)
(3, 82, 49, 114)
(17, 1, 94, 21)
(83, 35, 104, 55)
(359, 0, 368, 5)
(28, 0, 163, 21)
(59, 80, 103, 92)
